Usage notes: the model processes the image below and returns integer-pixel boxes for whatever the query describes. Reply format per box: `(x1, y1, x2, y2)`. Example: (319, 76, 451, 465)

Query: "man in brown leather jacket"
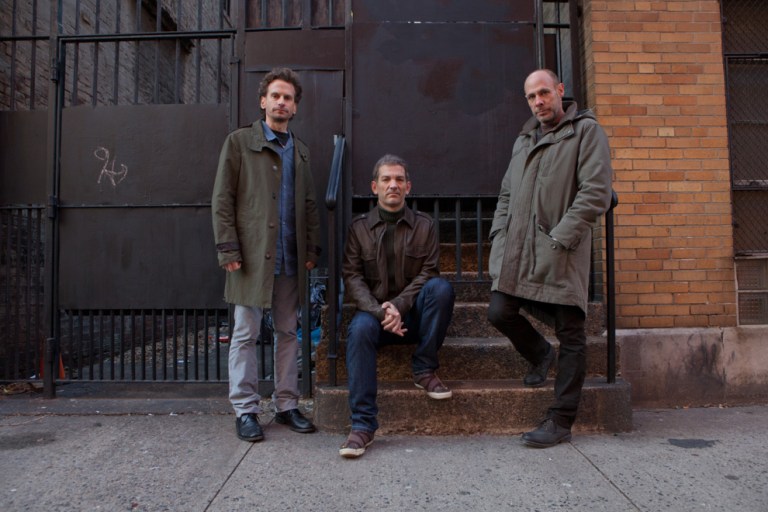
(339, 154, 455, 459)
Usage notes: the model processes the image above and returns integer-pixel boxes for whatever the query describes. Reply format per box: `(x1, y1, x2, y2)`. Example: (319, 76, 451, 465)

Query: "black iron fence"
(722, 0, 768, 325)
(0, 207, 45, 381)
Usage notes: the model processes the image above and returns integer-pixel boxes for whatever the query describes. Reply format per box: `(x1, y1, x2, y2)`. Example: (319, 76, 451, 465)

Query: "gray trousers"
(228, 275, 300, 417)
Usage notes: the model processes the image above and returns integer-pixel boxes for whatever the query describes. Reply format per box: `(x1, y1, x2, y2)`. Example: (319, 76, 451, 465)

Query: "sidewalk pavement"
(1, 384, 767, 512)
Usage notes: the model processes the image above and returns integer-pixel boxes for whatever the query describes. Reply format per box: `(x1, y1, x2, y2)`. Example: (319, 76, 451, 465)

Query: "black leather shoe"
(522, 418, 572, 448)
(523, 344, 555, 387)
(236, 413, 264, 442)
(275, 408, 316, 433)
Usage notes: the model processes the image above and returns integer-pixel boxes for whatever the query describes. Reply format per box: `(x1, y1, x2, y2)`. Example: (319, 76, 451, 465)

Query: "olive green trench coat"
(211, 121, 320, 308)
(488, 103, 613, 314)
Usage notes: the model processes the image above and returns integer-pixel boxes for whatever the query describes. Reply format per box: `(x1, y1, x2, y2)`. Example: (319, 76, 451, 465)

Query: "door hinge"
(46, 195, 59, 219)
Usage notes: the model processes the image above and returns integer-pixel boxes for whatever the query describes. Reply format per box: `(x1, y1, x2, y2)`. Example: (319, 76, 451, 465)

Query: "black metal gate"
(53, 3, 236, 396)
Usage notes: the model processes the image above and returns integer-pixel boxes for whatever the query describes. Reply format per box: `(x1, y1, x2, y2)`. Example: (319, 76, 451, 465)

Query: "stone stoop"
(315, 336, 616, 383)
(314, 379, 632, 435)
(314, 267, 632, 435)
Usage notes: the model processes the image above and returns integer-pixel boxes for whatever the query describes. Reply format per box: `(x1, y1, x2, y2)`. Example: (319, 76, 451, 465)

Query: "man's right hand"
(224, 261, 242, 272)
(381, 302, 407, 336)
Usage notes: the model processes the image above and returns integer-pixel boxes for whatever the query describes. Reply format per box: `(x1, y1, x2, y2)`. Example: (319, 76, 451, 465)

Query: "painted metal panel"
(57, 104, 229, 309)
(0, 111, 48, 205)
(59, 104, 226, 205)
(350, 20, 536, 195)
(58, 206, 221, 309)
(352, 0, 535, 23)
(243, 30, 345, 71)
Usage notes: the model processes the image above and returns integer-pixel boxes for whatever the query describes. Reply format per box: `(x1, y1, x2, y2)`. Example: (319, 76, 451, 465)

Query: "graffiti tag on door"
(94, 146, 128, 187)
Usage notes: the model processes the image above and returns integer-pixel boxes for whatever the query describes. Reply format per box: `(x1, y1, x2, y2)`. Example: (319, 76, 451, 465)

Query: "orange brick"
(636, 204, 671, 215)
(637, 248, 671, 259)
(618, 238, 654, 250)
(656, 305, 691, 315)
(639, 293, 674, 305)
(669, 181, 705, 193)
(674, 292, 709, 304)
(707, 292, 737, 304)
(609, 22, 649, 32)
(655, 282, 690, 293)
(619, 259, 649, 271)
(637, 226, 672, 238)
(620, 305, 657, 316)
(691, 304, 727, 315)
(639, 316, 674, 328)
(689, 281, 730, 293)
(618, 282, 655, 294)
(617, 317, 640, 329)
(706, 270, 735, 280)
(616, 294, 639, 305)
(673, 270, 708, 281)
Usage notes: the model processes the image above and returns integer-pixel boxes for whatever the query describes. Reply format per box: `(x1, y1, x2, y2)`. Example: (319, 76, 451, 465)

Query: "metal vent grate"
(736, 259, 768, 290)
(738, 293, 768, 325)
(736, 259, 768, 324)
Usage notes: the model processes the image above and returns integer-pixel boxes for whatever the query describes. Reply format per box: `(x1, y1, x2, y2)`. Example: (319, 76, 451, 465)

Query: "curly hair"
(258, 67, 303, 104)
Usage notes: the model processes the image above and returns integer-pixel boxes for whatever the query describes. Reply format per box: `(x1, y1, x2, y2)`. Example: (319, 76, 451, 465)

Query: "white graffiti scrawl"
(94, 146, 128, 187)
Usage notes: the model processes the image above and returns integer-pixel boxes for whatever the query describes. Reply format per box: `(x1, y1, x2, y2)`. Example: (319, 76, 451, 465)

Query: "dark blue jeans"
(487, 291, 586, 429)
(346, 278, 455, 433)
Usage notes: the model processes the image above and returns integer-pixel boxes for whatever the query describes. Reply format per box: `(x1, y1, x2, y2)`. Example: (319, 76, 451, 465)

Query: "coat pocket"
(404, 245, 429, 280)
(488, 229, 506, 281)
(362, 250, 380, 282)
(529, 224, 567, 287)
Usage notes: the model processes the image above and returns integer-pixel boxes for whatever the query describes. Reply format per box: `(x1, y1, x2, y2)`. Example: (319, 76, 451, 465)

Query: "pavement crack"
(203, 442, 255, 511)
(571, 442, 643, 511)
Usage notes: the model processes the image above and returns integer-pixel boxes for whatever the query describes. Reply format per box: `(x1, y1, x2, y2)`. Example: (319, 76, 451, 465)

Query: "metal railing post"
(324, 136, 345, 387)
(606, 190, 619, 383)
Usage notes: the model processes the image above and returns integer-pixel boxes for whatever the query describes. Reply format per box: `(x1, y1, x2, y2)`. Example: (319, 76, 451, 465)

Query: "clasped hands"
(381, 301, 407, 337)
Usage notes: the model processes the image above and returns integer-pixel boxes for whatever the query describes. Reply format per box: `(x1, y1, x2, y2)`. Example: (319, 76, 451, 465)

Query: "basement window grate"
(736, 258, 768, 325)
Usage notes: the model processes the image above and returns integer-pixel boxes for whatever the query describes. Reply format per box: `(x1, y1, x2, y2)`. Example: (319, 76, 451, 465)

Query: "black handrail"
(324, 135, 346, 387)
(606, 190, 619, 383)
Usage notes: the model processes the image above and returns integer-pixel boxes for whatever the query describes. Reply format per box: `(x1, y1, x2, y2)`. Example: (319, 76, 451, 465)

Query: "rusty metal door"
(348, 0, 537, 196)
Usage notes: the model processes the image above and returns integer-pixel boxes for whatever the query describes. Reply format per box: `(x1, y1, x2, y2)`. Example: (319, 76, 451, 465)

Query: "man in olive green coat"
(488, 69, 613, 448)
(212, 68, 321, 442)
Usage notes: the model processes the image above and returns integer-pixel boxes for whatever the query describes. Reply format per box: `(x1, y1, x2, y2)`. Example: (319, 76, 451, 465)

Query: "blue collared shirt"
(262, 120, 297, 276)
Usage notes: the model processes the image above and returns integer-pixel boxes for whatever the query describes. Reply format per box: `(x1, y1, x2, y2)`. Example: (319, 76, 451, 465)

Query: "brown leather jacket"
(342, 206, 439, 320)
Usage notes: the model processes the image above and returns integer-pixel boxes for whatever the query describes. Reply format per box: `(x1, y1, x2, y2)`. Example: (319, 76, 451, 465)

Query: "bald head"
(524, 69, 565, 130)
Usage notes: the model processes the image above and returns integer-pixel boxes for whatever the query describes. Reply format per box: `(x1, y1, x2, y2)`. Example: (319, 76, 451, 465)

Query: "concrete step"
(332, 300, 606, 340)
(315, 335, 617, 384)
(313, 378, 632, 435)
(446, 277, 492, 302)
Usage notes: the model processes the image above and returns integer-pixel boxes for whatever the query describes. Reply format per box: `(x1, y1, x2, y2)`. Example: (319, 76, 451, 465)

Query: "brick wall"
(582, 0, 737, 329)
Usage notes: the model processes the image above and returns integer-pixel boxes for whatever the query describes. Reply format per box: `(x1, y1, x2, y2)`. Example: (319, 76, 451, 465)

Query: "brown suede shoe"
(339, 430, 375, 458)
(414, 372, 452, 400)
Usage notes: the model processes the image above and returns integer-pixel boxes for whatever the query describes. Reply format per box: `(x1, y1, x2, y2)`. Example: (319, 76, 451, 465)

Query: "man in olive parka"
(212, 68, 321, 442)
(488, 69, 613, 448)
